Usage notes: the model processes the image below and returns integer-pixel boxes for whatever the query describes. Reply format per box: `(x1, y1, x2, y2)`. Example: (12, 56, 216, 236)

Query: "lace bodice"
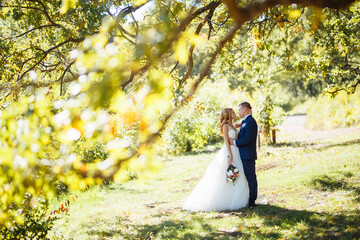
(228, 127, 237, 139)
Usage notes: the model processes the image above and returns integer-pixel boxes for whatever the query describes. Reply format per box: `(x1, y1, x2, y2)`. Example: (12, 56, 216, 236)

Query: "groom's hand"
(228, 138, 235, 145)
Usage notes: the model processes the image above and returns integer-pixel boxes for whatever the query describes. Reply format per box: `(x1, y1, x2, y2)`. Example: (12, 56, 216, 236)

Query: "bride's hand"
(234, 123, 241, 128)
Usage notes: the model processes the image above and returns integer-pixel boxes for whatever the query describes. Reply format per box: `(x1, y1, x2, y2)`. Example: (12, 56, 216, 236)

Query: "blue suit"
(235, 114, 258, 205)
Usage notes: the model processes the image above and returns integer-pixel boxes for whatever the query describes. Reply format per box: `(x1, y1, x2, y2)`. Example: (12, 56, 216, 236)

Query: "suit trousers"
(242, 159, 258, 204)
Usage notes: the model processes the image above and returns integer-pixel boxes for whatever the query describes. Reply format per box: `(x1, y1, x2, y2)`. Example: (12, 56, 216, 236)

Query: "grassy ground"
(49, 116, 360, 239)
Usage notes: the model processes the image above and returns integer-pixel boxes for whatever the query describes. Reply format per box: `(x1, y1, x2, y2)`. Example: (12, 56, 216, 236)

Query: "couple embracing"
(182, 102, 258, 211)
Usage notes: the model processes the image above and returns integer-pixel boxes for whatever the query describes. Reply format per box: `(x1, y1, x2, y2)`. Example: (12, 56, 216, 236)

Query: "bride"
(182, 107, 249, 212)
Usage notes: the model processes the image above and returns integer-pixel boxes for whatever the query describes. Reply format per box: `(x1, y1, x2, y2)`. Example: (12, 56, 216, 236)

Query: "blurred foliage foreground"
(1, 0, 360, 235)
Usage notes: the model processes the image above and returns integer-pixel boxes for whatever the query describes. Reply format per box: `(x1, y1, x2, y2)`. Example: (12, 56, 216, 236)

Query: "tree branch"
(120, 1, 221, 89)
(170, 61, 179, 74)
(205, 4, 217, 40)
(17, 37, 84, 82)
(190, 24, 240, 93)
(1, 24, 60, 40)
(177, 3, 221, 86)
(223, 0, 357, 26)
(0, 75, 78, 93)
(176, 1, 221, 34)
(326, 79, 360, 94)
(121, 62, 151, 90)
(59, 60, 76, 96)
(118, 1, 150, 19)
(117, 24, 136, 38)
(25, 0, 60, 26)
(0, 5, 43, 12)
(215, 15, 231, 35)
(1, 2, 62, 27)
(178, 21, 206, 88)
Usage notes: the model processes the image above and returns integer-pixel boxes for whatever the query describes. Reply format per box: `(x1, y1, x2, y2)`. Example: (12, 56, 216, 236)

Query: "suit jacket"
(235, 114, 258, 161)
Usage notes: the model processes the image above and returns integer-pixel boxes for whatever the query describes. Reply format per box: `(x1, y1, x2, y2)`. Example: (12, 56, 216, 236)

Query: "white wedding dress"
(182, 127, 249, 212)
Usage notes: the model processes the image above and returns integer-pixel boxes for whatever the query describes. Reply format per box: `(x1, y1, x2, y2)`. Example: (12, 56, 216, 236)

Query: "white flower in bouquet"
(226, 164, 240, 185)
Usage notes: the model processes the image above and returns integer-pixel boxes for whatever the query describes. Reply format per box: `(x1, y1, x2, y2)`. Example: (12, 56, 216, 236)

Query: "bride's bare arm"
(222, 124, 233, 165)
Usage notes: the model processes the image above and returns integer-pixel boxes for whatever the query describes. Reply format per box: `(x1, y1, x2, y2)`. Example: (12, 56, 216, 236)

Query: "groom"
(229, 102, 258, 207)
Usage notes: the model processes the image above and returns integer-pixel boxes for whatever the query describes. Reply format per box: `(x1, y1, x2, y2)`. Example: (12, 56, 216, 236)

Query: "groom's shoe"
(248, 202, 257, 208)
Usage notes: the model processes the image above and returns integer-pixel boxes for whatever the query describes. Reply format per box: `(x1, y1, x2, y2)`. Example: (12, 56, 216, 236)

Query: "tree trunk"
(262, 125, 271, 144)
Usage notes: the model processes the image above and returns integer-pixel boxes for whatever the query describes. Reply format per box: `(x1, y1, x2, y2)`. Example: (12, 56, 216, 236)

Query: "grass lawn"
(49, 116, 360, 239)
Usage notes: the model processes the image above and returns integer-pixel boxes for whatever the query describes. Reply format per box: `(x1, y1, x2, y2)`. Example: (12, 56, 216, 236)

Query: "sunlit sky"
(109, 2, 154, 22)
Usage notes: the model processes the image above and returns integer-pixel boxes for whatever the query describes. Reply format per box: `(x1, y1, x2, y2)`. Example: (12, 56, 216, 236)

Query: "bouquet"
(226, 164, 239, 184)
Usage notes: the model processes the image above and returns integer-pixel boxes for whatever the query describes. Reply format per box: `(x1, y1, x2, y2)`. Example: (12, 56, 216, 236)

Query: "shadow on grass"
(354, 188, 360, 202)
(101, 184, 148, 194)
(87, 205, 360, 240)
(272, 141, 318, 148)
(250, 205, 360, 240)
(118, 215, 244, 240)
(273, 139, 360, 151)
(86, 228, 122, 238)
(314, 139, 360, 151)
(309, 171, 358, 191)
(309, 172, 360, 203)
(310, 175, 350, 191)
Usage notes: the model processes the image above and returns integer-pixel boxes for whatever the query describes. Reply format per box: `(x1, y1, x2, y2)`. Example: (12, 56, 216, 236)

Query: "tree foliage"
(0, 0, 359, 228)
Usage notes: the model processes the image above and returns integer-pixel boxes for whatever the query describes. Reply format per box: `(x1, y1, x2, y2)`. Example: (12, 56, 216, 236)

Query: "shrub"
(251, 87, 286, 144)
(55, 181, 70, 196)
(160, 80, 251, 155)
(160, 109, 220, 154)
(82, 141, 109, 164)
(73, 139, 109, 164)
(306, 88, 360, 129)
(0, 193, 53, 239)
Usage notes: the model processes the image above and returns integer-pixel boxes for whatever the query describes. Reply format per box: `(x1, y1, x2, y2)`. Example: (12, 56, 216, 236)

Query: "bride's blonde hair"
(219, 107, 233, 135)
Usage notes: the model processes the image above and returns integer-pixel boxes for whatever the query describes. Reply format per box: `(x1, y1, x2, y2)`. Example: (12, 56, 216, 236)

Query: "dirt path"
(278, 114, 307, 132)
(275, 114, 360, 144)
